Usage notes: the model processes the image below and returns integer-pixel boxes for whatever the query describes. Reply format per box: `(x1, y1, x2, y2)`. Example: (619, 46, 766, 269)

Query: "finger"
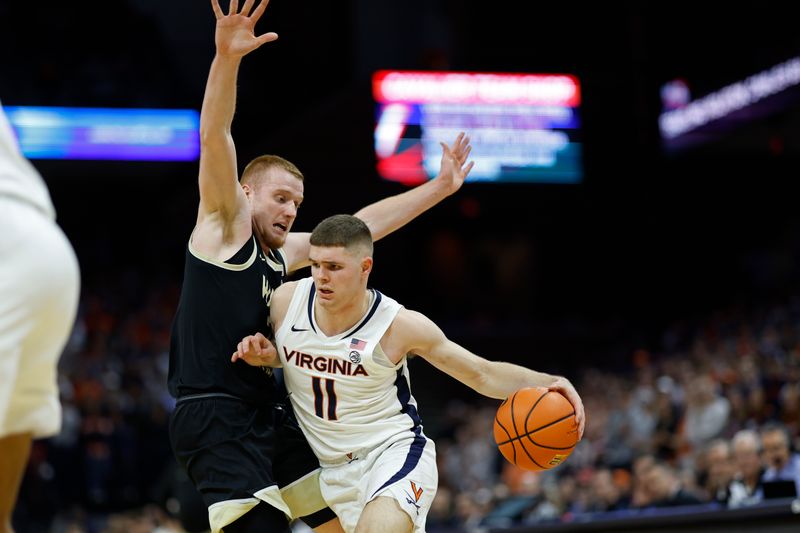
(255, 32, 279, 46)
(460, 145, 472, 165)
(251, 0, 270, 23)
(211, 0, 224, 18)
(440, 141, 453, 158)
(462, 161, 475, 177)
(230, 0, 239, 14)
(231, 352, 238, 362)
(241, 0, 256, 16)
(453, 132, 465, 149)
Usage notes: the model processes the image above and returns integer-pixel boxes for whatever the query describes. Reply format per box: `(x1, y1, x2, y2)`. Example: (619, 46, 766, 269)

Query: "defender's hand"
(231, 332, 279, 367)
(433, 132, 474, 195)
(211, 0, 278, 58)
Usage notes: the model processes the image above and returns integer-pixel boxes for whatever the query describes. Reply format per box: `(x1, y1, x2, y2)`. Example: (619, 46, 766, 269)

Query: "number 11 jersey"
(274, 277, 425, 464)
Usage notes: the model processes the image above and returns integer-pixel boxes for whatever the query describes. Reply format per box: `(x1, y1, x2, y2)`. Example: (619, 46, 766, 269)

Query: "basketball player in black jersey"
(167, 1, 474, 532)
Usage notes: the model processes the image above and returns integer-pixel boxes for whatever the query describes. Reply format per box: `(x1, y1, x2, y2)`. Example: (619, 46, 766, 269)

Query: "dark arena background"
(2, 1, 800, 531)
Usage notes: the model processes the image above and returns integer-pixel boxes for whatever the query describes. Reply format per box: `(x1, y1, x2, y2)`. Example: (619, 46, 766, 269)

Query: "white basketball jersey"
(275, 277, 425, 464)
(0, 103, 55, 219)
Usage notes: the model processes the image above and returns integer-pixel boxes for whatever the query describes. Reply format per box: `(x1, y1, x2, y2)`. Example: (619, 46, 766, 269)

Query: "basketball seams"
(493, 395, 517, 464)
(494, 388, 578, 470)
(495, 389, 550, 446)
(511, 389, 548, 470)
(527, 411, 576, 436)
(523, 390, 552, 436)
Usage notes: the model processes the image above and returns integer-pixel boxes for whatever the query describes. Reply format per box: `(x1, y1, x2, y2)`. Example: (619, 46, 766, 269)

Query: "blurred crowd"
(12, 276, 800, 532)
(430, 300, 800, 529)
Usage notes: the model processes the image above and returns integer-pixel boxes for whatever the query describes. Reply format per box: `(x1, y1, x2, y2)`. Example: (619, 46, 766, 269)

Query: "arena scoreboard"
(373, 70, 582, 185)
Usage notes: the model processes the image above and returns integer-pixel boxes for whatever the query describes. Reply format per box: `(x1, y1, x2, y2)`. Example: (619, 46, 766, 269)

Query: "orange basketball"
(493, 387, 578, 471)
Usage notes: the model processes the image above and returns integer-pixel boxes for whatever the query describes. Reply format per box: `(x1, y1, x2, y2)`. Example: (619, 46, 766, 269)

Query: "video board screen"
(4, 106, 200, 161)
(373, 70, 582, 185)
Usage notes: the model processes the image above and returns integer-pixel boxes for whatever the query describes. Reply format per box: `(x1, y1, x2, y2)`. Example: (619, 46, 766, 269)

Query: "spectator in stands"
(681, 374, 731, 452)
(728, 430, 764, 508)
(760, 422, 800, 495)
(702, 439, 734, 504)
(641, 462, 704, 508)
(586, 468, 630, 512)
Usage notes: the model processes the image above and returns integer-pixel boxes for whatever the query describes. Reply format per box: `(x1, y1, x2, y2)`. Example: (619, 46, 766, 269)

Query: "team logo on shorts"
(349, 351, 361, 363)
(410, 481, 424, 502)
(404, 481, 424, 514)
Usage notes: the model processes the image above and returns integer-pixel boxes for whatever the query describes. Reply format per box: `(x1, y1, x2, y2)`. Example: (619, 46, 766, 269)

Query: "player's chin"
(262, 229, 287, 249)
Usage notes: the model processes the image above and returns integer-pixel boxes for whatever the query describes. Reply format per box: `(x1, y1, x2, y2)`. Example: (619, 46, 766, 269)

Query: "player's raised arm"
(281, 133, 474, 272)
(390, 308, 586, 439)
(353, 132, 474, 240)
(196, 0, 278, 230)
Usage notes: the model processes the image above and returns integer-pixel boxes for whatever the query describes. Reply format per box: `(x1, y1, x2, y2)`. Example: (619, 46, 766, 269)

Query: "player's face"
(309, 245, 372, 310)
(246, 169, 304, 249)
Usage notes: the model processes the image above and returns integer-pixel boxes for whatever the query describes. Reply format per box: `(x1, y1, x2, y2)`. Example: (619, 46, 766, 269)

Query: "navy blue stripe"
(312, 377, 323, 418)
(326, 379, 337, 421)
(394, 367, 422, 426)
(341, 289, 382, 339)
(370, 368, 425, 498)
(371, 430, 426, 498)
(307, 282, 317, 333)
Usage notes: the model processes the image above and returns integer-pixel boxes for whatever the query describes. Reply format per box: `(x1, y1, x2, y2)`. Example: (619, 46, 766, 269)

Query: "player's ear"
(361, 256, 373, 274)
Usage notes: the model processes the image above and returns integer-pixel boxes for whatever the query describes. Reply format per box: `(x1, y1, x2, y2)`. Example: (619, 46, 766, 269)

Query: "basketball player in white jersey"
(0, 103, 80, 533)
(232, 214, 586, 533)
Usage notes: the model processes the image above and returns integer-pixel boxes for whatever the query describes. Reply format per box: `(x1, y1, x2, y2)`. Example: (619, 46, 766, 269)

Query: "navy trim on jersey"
(307, 282, 317, 333)
(341, 289, 382, 339)
(369, 366, 427, 497)
(394, 367, 422, 426)
(370, 427, 426, 498)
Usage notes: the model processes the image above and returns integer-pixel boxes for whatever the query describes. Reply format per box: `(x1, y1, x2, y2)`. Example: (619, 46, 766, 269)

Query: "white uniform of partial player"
(275, 277, 437, 532)
(0, 103, 80, 439)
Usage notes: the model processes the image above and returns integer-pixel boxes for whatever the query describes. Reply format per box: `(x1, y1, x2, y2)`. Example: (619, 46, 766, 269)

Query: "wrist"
(427, 174, 453, 197)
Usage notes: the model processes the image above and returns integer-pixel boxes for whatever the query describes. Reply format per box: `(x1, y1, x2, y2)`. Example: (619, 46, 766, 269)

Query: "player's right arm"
(193, 0, 279, 259)
(385, 309, 586, 438)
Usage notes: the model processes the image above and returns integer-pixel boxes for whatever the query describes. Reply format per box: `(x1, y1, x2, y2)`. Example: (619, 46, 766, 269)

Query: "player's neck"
(314, 290, 371, 337)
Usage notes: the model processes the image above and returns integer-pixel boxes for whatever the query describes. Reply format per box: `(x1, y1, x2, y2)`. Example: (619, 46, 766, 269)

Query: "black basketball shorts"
(169, 395, 336, 531)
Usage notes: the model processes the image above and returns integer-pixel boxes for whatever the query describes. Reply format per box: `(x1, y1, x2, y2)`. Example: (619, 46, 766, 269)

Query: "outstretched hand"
(548, 377, 586, 440)
(211, 0, 278, 58)
(231, 332, 280, 367)
(434, 132, 475, 195)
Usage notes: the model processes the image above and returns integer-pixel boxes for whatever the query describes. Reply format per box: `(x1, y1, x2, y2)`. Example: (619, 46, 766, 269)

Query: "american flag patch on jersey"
(350, 338, 366, 350)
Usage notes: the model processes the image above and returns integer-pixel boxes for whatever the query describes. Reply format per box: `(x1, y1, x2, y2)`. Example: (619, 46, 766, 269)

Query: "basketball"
(493, 387, 579, 471)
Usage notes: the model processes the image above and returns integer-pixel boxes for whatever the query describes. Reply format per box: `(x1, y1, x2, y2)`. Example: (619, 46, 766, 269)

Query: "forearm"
(476, 361, 561, 400)
(354, 178, 452, 241)
(200, 55, 241, 142)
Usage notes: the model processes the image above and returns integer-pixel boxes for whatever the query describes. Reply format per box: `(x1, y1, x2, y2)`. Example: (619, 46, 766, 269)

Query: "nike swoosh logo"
(291, 325, 309, 332)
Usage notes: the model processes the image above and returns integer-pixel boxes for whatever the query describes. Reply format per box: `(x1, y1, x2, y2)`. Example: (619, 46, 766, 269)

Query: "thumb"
(256, 32, 279, 46)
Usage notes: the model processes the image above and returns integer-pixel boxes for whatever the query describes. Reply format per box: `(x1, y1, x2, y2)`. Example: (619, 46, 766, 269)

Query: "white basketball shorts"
(0, 197, 80, 439)
(319, 433, 438, 533)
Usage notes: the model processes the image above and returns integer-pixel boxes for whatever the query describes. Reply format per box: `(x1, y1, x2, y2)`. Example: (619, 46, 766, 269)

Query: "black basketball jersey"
(168, 235, 286, 407)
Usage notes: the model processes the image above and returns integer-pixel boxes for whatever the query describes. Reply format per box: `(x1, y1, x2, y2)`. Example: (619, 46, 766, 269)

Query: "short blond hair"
(241, 155, 304, 187)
